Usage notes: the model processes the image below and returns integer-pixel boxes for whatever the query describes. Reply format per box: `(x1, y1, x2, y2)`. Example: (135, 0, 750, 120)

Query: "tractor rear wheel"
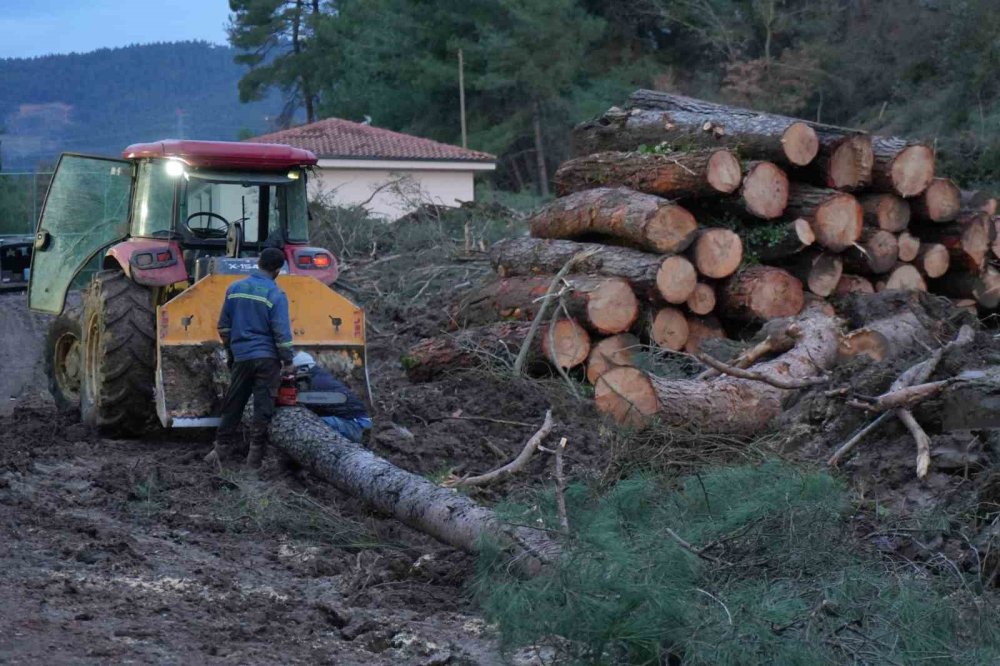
(44, 292, 83, 412)
(80, 270, 157, 435)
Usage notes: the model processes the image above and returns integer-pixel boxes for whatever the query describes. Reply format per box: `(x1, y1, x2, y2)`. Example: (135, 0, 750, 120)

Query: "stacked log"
(405, 90, 999, 420)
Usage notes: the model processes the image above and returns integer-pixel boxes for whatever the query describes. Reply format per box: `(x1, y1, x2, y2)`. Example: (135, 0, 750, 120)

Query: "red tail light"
(297, 254, 313, 266)
(313, 253, 331, 268)
(156, 251, 172, 262)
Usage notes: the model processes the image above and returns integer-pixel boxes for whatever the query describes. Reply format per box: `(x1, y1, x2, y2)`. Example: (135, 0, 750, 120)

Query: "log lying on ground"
(648, 306, 690, 351)
(553, 149, 742, 198)
(719, 266, 805, 323)
(911, 178, 962, 223)
(785, 183, 863, 252)
(269, 407, 559, 569)
(870, 137, 935, 198)
(897, 231, 921, 262)
(914, 211, 996, 272)
(740, 161, 789, 219)
(528, 187, 698, 254)
(960, 189, 997, 216)
(841, 228, 899, 275)
(686, 283, 717, 315)
(745, 218, 815, 263)
(788, 252, 843, 297)
(572, 94, 819, 167)
(594, 307, 840, 433)
(490, 237, 663, 297)
(457, 275, 639, 335)
(914, 243, 950, 279)
(859, 193, 910, 232)
(684, 315, 726, 353)
(403, 320, 590, 382)
(587, 333, 639, 384)
(689, 228, 743, 279)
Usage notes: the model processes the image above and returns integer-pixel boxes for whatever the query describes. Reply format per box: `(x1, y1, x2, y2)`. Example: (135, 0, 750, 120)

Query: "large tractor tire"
(44, 292, 84, 412)
(80, 270, 157, 435)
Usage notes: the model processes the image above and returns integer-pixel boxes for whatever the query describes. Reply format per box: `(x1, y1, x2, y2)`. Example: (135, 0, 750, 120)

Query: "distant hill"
(0, 41, 284, 171)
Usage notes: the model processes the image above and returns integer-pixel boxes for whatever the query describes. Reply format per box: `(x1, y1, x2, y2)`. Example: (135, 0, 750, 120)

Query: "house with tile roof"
(250, 118, 496, 220)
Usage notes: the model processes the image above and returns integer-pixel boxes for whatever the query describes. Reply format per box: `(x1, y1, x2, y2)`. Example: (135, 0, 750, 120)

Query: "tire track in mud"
(0, 291, 51, 415)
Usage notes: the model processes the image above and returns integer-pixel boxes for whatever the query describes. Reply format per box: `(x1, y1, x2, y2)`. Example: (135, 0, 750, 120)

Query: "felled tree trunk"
(882, 264, 928, 292)
(745, 218, 815, 262)
(553, 149, 742, 198)
(870, 137, 935, 198)
(528, 187, 698, 254)
(688, 228, 744, 279)
(490, 237, 662, 298)
(403, 320, 589, 381)
(897, 231, 921, 262)
(684, 315, 726, 353)
(686, 283, 717, 315)
(269, 407, 558, 568)
(798, 134, 874, 191)
(785, 183, 863, 252)
(594, 307, 840, 432)
(655, 255, 699, 304)
(960, 189, 998, 216)
(586, 333, 639, 384)
(859, 193, 911, 232)
(931, 265, 1000, 309)
(841, 228, 899, 275)
(647, 306, 690, 351)
(911, 178, 962, 223)
(740, 161, 789, 219)
(834, 274, 875, 296)
(914, 243, 950, 279)
(456, 275, 639, 335)
(914, 212, 996, 272)
(787, 252, 844, 297)
(719, 266, 805, 323)
(572, 96, 819, 167)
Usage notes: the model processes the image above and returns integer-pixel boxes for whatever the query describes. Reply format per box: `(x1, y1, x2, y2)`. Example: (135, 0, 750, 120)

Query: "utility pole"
(458, 49, 467, 149)
(175, 109, 187, 139)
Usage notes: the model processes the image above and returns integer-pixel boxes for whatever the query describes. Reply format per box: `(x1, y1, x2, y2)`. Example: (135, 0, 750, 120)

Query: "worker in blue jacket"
(292, 351, 372, 442)
(205, 247, 295, 469)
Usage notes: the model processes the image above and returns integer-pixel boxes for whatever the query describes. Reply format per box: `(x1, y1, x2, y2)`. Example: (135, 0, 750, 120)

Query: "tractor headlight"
(164, 160, 185, 178)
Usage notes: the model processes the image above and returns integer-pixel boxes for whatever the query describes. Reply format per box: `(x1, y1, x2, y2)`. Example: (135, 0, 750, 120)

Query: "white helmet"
(293, 351, 316, 369)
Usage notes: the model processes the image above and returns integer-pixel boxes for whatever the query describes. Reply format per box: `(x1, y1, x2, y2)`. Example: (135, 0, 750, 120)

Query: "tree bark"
(913, 211, 996, 272)
(268, 407, 558, 569)
(490, 237, 662, 299)
(594, 307, 840, 432)
(785, 183, 863, 252)
(787, 251, 843, 297)
(859, 193, 910, 232)
(719, 266, 805, 323)
(870, 137, 935, 198)
(647, 306, 690, 351)
(686, 282, 717, 315)
(688, 228, 744, 279)
(841, 228, 899, 275)
(528, 187, 698, 254)
(586, 333, 639, 385)
(911, 177, 962, 223)
(740, 161, 789, 219)
(745, 218, 815, 262)
(553, 149, 742, 198)
(456, 275, 639, 335)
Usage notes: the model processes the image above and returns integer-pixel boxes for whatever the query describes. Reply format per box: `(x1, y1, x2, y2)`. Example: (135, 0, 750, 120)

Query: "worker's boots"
(204, 432, 238, 470)
(245, 421, 269, 470)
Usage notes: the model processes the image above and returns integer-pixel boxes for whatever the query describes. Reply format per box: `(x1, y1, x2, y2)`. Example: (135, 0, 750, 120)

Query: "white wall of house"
(307, 159, 495, 220)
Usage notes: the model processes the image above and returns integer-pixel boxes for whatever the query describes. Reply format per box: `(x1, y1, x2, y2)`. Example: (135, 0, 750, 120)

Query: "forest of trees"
(228, 0, 1000, 193)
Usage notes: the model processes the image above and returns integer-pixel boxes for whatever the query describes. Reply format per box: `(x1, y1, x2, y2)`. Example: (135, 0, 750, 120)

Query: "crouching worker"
(205, 247, 295, 470)
(293, 352, 372, 443)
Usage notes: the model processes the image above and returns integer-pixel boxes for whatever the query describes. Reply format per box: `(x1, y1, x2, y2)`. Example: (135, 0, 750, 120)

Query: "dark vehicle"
(0, 235, 32, 290)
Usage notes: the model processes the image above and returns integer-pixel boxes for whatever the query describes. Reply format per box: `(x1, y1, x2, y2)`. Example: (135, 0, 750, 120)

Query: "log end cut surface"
(587, 333, 639, 385)
(807, 253, 844, 297)
(586, 278, 640, 334)
(782, 122, 820, 166)
(650, 307, 689, 351)
(862, 193, 910, 232)
(656, 255, 698, 303)
(884, 264, 928, 292)
(814, 194, 864, 252)
(595, 366, 659, 427)
(917, 243, 950, 278)
(542, 319, 592, 368)
(742, 161, 789, 219)
(692, 228, 744, 279)
(897, 231, 921, 262)
(648, 204, 699, 253)
(722, 266, 805, 322)
(892, 145, 935, 198)
(921, 178, 962, 222)
(707, 150, 743, 193)
(828, 135, 875, 190)
(686, 283, 717, 315)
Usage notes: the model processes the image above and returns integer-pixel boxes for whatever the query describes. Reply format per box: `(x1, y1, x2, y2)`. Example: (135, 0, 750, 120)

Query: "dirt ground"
(3, 227, 1000, 663)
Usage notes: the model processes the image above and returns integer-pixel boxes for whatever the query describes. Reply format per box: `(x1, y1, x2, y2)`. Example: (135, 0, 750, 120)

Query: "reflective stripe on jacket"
(217, 272, 294, 362)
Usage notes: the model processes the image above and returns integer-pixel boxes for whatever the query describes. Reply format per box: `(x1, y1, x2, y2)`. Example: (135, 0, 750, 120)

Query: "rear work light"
(312, 253, 332, 268)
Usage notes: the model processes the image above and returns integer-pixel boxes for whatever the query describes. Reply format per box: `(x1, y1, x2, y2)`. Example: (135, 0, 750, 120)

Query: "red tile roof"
(249, 118, 495, 163)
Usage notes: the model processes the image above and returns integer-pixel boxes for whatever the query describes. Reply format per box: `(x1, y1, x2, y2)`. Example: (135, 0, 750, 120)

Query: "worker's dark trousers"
(216, 357, 282, 441)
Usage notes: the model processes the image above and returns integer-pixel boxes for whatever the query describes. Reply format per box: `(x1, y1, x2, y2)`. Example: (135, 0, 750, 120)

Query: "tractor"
(29, 140, 367, 435)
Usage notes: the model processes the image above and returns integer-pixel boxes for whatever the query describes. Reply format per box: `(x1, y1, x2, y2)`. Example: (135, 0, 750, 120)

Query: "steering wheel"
(184, 211, 230, 239)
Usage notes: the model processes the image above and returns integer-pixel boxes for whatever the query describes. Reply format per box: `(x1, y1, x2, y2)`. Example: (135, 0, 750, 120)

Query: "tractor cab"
(28, 140, 367, 434)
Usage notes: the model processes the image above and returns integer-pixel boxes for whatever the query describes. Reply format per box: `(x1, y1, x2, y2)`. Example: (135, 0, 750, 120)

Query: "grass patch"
(475, 461, 1000, 665)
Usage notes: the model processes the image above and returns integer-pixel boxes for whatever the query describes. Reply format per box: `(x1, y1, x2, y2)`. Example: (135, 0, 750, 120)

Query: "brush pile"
(403, 90, 997, 436)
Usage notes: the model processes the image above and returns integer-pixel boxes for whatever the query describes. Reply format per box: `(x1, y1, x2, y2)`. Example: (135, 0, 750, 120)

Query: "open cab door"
(29, 154, 133, 314)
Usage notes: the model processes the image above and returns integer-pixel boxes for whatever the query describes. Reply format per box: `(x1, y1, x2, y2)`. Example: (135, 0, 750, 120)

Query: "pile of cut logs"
(405, 90, 997, 425)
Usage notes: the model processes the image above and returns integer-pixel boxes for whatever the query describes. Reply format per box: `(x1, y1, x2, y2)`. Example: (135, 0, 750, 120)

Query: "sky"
(0, 0, 231, 59)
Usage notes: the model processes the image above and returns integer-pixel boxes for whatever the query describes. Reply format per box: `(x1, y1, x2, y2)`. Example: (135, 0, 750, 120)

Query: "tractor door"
(29, 154, 133, 314)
